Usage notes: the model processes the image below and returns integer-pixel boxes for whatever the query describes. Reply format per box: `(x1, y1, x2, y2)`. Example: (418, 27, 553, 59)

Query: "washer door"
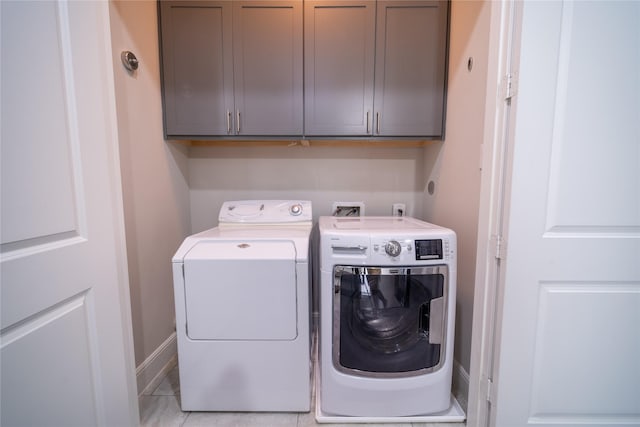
(334, 265, 447, 376)
(183, 240, 297, 340)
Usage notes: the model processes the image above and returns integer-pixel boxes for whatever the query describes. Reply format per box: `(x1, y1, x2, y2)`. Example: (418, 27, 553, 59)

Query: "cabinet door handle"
(226, 110, 231, 134)
(236, 111, 241, 134)
(376, 112, 380, 134)
(366, 111, 370, 134)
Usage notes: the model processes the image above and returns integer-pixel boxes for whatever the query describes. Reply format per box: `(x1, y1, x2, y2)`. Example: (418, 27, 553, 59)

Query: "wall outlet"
(392, 203, 406, 217)
(332, 202, 365, 217)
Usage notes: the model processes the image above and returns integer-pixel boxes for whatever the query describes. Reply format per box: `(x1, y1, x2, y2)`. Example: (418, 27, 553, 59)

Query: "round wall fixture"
(121, 51, 139, 71)
(427, 180, 436, 195)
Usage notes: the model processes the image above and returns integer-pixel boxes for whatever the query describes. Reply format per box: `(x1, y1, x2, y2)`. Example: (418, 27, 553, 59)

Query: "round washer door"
(333, 265, 447, 376)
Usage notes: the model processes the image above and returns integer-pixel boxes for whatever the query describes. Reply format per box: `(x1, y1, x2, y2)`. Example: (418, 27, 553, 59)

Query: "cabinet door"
(304, 0, 376, 136)
(374, 1, 448, 137)
(160, 1, 234, 137)
(233, 1, 303, 136)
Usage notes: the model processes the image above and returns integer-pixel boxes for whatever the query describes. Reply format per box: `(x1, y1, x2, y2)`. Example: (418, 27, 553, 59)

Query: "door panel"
(1, 0, 79, 246)
(494, 1, 640, 426)
(528, 284, 640, 420)
(1, 293, 100, 426)
(543, 0, 639, 231)
(1, 1, 137, 425)
(374, 1, 447, 137)
(233, 1, 303, 136)
(160, 1, 234, 136)
(304, 0, 375, 136)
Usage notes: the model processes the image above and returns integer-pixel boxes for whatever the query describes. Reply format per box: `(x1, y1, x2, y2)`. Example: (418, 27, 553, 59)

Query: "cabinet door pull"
(376, 112, 380, 134)
(236, 111, 241, 134)
(226, 110, 231, 134)
(366, 111, 370, 134)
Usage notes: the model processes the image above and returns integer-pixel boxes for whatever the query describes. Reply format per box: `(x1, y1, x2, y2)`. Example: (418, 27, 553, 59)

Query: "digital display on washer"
(415, 239, 443, 260)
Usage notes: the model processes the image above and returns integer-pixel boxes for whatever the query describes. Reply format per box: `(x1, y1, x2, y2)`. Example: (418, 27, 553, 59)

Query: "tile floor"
(139, 362, 467, 427)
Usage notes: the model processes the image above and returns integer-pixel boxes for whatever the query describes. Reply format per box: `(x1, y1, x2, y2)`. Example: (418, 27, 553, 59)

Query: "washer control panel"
(415, 239, 444, 260)
(370, 236, 450, 264)
(371, 237, 413, 263)
(321, 216, 455, 267)
(384, 240, 402, 257)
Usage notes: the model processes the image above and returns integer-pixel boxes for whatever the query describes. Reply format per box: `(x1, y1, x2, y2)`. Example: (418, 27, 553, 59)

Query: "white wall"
(109, 0, 191, 381)
(423, 0, 490, 375)
(189, 144, 425, 232)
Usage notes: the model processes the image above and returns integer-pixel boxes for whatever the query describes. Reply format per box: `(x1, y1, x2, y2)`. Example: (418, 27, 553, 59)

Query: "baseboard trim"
(136, 332, 177, 396)
(452, 359, 470, 413)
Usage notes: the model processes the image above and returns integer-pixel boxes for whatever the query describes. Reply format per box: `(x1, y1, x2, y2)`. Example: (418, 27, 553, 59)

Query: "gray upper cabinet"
(160, 1, 233, 137)
(159, 0, 303, 138)
(304, 1, 376, 136)
(304, 0, 448, 138)
(160, 0, 447, 139)
(374, 1, 448, 137)
(232, 1, 303, 136)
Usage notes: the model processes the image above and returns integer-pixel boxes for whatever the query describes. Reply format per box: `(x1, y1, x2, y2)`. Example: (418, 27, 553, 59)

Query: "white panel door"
(493, 2, 640, 426)
(1, 1, 138, 426)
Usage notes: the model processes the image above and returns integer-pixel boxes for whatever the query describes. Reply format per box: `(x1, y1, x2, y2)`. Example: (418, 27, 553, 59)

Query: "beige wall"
(109, 1, 191, 370)
(423, 0, 490, 373)
(188, 145, 426, 232)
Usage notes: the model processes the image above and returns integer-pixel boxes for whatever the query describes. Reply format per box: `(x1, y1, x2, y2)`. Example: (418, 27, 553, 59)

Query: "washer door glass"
(333, 266, 447, 376)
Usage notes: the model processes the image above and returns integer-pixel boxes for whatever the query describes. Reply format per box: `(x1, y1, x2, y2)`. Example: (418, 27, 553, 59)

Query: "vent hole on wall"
(428, 181, 436, 195)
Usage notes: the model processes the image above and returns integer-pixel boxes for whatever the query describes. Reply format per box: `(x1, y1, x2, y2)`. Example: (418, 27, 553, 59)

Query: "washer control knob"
(385, 240, 402, 257)
(289, 203, 303, 216)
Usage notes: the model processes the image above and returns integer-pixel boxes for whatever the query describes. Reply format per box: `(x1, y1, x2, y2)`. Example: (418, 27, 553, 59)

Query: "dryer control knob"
(290, 203, 303, 216)
(385, 240, 402, 257)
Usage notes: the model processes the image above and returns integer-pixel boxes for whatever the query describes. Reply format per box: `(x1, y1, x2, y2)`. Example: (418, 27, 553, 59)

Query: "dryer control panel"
(219, 200, 312, 224)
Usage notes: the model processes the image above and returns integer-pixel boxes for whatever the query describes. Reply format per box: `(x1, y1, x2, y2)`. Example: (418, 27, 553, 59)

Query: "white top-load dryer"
(172, 200, 312, 412)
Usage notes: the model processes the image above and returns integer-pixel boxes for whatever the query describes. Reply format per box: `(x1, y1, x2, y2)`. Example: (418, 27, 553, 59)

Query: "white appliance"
(172, 200, 313, 411)
(318, 216, 457, 417)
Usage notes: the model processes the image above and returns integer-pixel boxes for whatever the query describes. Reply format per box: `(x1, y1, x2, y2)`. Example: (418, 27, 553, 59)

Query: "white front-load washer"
(318, 216, 457, 417)
(172, 200, 312, 412)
